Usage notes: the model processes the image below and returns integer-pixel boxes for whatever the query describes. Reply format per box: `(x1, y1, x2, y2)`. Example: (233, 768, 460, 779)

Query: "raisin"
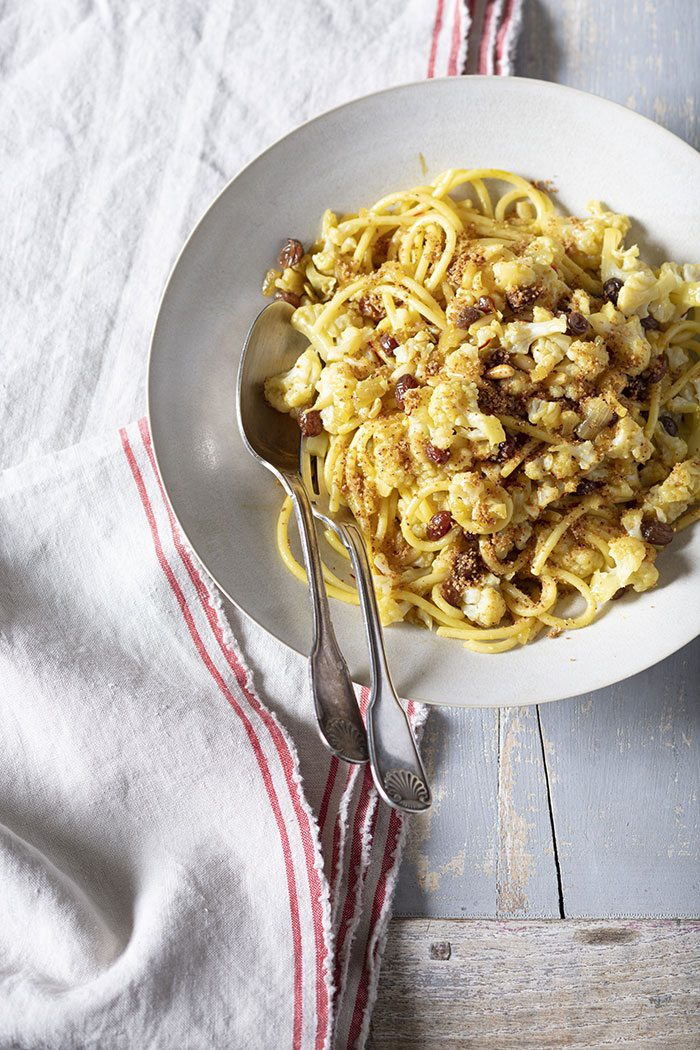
(455, 305, 481, 329)
(274, 289, 301, 308)
(394, 373, 418, 410)
(426, 511, 454, 541)
(603, 277, 623, 304)
(623, 374, 647, 401)
(495, 435, 519, 462)
(441, 578, 463, 607)
(641, 315, 660, 331)
(646, 356, 668, 384)
(660, 413, 678, 436)
(278, 238, 304, 269)
(358, 295, 384, 321)
(380, 333, 398, 355)
(641, 518, 674, 546)
(298, 409, 323, 437)
(611, 587, 627, 600)
(567, 311, 589, 336)
(477, 296, 495, 313)
(506, 286, 538, 312)
(426, 442, 450, 465)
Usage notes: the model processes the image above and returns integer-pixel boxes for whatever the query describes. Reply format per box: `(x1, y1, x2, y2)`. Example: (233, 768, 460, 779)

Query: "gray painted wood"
(369, 918, 700, 1049)
(540, 643, 700, 918)
(397, 708, 500, 917)
(394, 0, 700, 920)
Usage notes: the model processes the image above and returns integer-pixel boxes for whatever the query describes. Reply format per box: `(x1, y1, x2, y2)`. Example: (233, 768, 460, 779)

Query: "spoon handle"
(283, 471, 369, 765)
(338, 520, 431, 812)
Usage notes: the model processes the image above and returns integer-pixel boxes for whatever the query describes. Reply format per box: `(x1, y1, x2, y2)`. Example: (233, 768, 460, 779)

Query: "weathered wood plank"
(368, 918, 700, 1049)
(516, 0, 700, 151)
(394, 707, 562, 919)
(495, 707, 561, 918)
(538, 639, 700, 918)
(394, 708, 500, 917)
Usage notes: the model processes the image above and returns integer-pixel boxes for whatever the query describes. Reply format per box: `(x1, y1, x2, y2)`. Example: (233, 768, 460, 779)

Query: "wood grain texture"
(516, 0, 700, 151)
(367, 919, 700, 1049)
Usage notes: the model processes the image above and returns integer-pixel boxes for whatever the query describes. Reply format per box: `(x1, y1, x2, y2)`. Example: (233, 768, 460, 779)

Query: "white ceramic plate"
(148, 76, 700, 707)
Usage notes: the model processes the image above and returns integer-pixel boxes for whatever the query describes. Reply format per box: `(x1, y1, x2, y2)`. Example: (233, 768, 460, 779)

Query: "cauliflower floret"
(392, 329, 436, 382)
(462, 582, 506, 627)
(501, 314, 568, 358)
(589, 302, 651, 375)
(643, 458, 700, 522)
(644, 263, 700, 324)
(314, 362, 359, 430)
(264, 347, 322, 412)
(621, 507, 643, 539)
(427, 378, 485, 448)
(564, 336, 609, 380)
(374, 575, 410, 626)
(304, 260, 336, 298)
(311, 248, 336, 275)
(589, 536, 659, 602)
(528, 398, 563, 429)
(653, 421, 688, 469)
(617, 267, 657, 315)
(492, 258, 537, 290)
(323, 323, 368, 363)
(371, 419, 416, 496)
(448, 472, 511, 532)
(603, 416, 654, 463)
(550, 533, 605, 576)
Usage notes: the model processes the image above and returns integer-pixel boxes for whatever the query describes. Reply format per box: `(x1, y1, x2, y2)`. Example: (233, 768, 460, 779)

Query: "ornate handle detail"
(383, 768, 432, 810)
(324, 718, 369, 762)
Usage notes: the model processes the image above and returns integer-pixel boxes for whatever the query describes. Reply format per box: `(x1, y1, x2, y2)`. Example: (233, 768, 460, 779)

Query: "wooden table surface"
(371, 1, 700, 1044)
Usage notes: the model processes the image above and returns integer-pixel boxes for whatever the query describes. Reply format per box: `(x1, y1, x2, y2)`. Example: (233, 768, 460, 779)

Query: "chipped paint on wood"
(496, 708, 560, 917)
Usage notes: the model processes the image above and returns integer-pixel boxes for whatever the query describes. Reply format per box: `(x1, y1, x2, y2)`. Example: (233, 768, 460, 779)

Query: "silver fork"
(301, 452, 431, 812)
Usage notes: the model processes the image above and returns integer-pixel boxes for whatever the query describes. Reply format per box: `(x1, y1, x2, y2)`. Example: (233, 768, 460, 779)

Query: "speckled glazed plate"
(148, 76, 700, 707)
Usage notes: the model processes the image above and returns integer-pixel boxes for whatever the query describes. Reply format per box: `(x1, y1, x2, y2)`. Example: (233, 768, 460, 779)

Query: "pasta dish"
(261, 169, 700, 653)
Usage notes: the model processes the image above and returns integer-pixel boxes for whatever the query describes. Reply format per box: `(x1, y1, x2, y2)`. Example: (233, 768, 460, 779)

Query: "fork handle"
(339, 521, 431, 812)
(282, 472, 368, 764)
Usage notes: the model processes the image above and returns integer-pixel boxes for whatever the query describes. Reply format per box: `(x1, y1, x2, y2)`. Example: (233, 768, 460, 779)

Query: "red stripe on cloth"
(332, 764, 375, 991)
(137, 420, 330, 1048)
(120, 427, 305, 1050)
(495, 0, 516, 74)
(318, 754, 340, 839)
(329, 687, 371, 924)
(478, 0, 499, 73)
(447, 0, 463, 75)
(346, 808, 404, 1047)
(427, 0, 445, 78)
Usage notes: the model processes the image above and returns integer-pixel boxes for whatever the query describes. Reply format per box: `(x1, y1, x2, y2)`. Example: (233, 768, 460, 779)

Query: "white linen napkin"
(0, 3, 522, 1048)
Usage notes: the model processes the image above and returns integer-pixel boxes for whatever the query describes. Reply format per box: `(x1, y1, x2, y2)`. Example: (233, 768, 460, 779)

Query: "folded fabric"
(0, 421, 426, 1049)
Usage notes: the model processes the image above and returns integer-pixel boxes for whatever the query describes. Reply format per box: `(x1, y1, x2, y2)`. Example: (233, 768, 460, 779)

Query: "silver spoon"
(302, 455, 431, 812)
(237, 300, 368, 765)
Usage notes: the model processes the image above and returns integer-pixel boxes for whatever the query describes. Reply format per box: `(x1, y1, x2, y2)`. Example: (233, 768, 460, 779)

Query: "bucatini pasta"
(261, 168, 700, 652)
